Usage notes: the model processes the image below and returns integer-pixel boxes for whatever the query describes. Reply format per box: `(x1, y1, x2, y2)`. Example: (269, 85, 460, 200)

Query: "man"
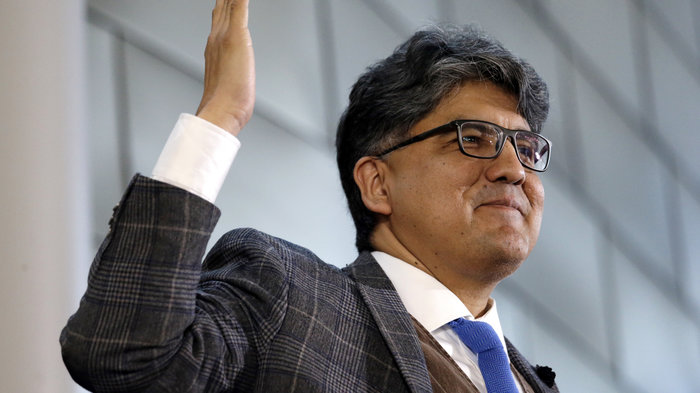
(61, 0, 557, 392)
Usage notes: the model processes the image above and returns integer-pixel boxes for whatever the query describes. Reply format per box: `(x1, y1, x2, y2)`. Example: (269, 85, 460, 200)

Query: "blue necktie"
(448, 317, 519, 393)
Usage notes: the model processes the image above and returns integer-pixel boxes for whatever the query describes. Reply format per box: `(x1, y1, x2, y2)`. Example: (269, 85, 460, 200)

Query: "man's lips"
(478, 199, 525, 215)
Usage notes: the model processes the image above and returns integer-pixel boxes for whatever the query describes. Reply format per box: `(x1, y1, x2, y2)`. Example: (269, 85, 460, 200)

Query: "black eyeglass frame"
(375, 119, 552, 172)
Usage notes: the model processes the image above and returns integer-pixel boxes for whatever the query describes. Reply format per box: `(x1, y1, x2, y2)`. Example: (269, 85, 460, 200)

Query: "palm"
(196, 0, 255, 136)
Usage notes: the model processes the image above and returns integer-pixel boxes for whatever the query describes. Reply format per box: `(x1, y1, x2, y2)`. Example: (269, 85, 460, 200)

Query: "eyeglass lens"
(459, 122, 550, 171)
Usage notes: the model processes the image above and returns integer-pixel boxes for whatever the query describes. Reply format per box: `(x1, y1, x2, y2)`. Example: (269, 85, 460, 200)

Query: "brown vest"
(411, 317, 535, 393)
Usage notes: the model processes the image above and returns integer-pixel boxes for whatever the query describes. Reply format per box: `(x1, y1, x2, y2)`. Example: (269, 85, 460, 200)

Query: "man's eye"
(462, 134, 496, 147)
(517, 145, 537, 164)
(462, 135, 481, 144)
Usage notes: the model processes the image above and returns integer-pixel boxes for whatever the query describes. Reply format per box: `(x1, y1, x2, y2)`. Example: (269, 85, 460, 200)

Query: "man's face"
(378, 81, 545, 287)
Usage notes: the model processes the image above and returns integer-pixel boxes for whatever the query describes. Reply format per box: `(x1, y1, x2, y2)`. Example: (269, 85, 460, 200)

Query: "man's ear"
(353, 156, 392, 216)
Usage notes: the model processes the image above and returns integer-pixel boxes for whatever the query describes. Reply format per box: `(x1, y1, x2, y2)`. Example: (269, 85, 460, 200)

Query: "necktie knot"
(448, 318, 501, 353)
(448, 317, 518, 393)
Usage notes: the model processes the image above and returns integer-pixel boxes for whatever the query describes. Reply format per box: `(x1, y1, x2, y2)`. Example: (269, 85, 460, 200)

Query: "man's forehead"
(419, 81, 530, 131)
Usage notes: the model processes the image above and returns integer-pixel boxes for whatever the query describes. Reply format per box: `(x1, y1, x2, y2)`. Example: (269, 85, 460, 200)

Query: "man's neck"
(371, 227, 497, 318)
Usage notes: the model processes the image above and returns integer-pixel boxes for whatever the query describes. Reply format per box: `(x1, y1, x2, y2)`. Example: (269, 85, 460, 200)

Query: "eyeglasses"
(376, 120, 552, 172)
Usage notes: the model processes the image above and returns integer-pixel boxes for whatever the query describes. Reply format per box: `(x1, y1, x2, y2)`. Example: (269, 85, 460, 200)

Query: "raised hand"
(196, 0, 255, 136)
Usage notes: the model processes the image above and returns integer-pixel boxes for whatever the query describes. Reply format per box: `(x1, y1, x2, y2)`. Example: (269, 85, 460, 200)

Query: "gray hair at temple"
(335, 24, 550, 252)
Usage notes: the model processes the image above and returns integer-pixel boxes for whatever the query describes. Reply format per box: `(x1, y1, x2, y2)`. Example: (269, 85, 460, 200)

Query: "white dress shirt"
(152, 113, 240, 203)
(152, 114, 523, 393)
(372, 251, 523, 393)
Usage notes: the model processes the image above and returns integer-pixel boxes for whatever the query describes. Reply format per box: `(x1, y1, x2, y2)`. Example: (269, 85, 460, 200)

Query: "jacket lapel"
(506, 338, 559, 393)
(344, 253, 559, 393)
(343, 252, 433, 393)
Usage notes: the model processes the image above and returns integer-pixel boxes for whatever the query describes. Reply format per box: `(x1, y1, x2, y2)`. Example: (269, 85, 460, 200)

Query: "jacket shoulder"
(203, 227, 333, 271)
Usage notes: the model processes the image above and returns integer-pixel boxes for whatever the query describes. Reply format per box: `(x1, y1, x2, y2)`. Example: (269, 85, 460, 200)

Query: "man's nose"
(484, 137, 526, 185)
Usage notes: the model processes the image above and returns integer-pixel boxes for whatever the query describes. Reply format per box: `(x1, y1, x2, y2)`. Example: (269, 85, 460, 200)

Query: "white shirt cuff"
(152, 113, 240, 203)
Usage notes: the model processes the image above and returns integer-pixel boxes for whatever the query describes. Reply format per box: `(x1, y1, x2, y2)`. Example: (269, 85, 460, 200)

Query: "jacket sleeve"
(59, 175, 272, 393)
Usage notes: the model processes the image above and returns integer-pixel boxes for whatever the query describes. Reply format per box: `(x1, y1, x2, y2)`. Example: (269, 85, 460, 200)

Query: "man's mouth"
(478, 198, 525, 215)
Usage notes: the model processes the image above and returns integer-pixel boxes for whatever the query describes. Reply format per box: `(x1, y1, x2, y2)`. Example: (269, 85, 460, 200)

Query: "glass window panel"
(615, 249, 700, 391)
(529, 321, 620, 393)
(216, 115, 356, 266)
(574, 70, 672, 272)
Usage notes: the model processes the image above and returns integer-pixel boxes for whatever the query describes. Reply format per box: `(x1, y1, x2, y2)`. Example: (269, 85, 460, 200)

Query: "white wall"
(0, 1, 89, 392)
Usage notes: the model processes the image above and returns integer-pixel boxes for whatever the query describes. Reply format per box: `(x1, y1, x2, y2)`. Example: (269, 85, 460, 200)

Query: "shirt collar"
(371, 251, 508, 349)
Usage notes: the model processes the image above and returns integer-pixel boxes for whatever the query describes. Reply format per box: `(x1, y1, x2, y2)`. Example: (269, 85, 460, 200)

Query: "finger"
(227, 0, 249, 29)
(212, 0, 225, 27)
(211, 0, 232, 38)
(221, 0, 232, 30)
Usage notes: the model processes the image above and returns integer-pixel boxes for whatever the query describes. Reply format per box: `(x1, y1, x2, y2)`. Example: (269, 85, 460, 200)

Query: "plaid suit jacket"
(61, 175, 557, 393)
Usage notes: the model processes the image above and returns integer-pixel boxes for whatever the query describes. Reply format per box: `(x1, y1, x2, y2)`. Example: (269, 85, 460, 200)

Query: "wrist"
(196, 104, 251, 136)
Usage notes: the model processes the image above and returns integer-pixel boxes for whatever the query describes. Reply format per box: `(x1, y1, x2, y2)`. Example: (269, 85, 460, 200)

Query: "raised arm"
(60, 2, 276, 392)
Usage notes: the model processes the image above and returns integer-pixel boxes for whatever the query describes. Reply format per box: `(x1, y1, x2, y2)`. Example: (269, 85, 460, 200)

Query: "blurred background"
(2, 0, 699, 392)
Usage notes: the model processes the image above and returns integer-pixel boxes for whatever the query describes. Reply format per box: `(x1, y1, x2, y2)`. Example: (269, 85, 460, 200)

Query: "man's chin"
(477, 256, 524, 284)
(473, 241, 530, 280)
